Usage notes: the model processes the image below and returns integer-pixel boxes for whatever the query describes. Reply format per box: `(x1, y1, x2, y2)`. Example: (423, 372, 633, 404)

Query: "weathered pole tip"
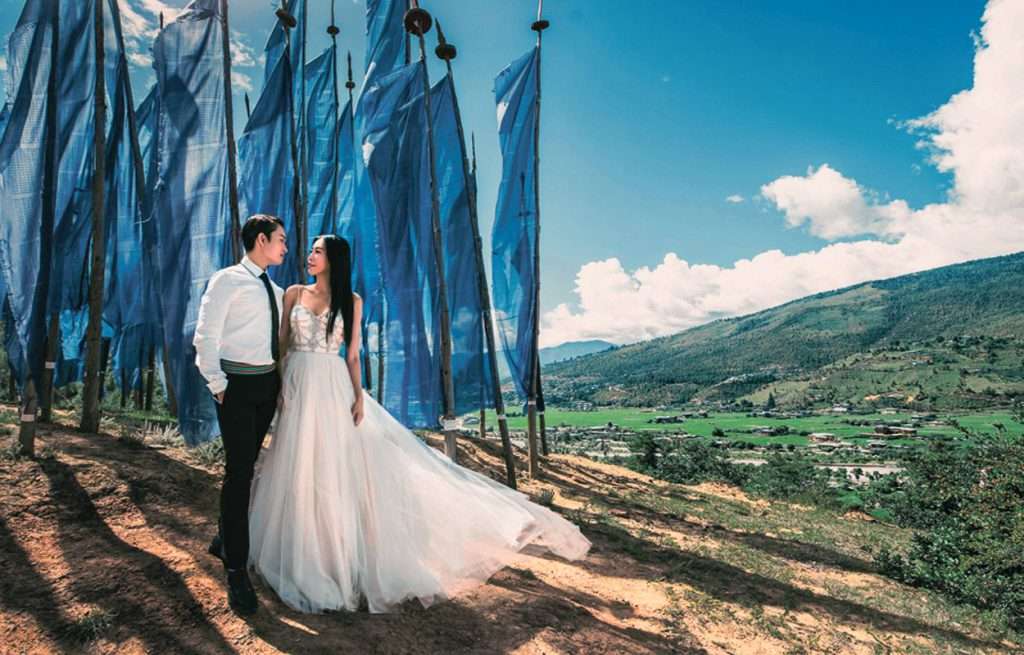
(275, 8, 297, 29)
(434, 19, 456, 60)
(346, 50, 355, 89)
(403, 7, 432, 36)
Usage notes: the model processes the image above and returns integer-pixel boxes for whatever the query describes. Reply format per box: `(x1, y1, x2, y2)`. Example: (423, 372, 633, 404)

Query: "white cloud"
(231, 30, 258, 68)
(136, 0, 181, 25)
(725, 194, 744, 204)
(119, 0, 160, 40)
(127, 52, 153, 68)
(232, 71, 254, 93)
(760, 163, 911, 240)
(540, 0, 1024, 348)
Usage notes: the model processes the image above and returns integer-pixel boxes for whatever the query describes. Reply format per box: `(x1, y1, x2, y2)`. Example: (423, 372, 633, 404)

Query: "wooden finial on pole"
(434, 19, 456, 61)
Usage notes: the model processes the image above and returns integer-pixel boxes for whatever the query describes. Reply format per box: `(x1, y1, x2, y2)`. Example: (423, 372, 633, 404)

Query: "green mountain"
(543, 252, 1024, 410)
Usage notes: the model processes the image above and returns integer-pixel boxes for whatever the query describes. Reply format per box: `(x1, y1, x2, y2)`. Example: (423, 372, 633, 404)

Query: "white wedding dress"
(247, 302, 591, 614)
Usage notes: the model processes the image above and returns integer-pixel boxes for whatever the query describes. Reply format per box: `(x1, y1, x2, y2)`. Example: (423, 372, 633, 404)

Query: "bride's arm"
(279, 285, 301, 367)
(346, 294, 364, 424)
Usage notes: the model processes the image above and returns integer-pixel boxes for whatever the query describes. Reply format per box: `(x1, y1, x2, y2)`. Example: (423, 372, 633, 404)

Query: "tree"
(766, 392, 776, 410)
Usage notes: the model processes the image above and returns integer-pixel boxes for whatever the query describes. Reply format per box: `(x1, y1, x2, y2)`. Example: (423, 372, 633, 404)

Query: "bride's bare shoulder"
(352, 292, 362, 305)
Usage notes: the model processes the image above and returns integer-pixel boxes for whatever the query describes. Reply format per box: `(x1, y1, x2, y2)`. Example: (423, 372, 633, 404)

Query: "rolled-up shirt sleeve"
(193, 271, 232, 395)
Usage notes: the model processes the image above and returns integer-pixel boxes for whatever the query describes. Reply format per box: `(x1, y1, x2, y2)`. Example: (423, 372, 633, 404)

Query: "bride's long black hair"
(319, 234, 355, 349)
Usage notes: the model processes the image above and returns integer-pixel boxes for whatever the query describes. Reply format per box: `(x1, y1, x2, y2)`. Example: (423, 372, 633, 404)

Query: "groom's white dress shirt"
(193, 255, 285, 395)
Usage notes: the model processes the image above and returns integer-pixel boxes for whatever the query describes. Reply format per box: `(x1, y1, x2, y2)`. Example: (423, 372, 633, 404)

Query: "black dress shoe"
(227, 569, 258, 615)
(208, 534, 226, 565)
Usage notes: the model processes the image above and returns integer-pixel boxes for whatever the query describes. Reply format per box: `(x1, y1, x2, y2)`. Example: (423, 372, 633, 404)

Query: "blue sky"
(3, 0, 1015, 348)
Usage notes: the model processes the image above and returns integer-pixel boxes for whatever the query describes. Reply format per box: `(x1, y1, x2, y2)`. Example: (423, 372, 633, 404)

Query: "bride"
(247, 234, 590, 614)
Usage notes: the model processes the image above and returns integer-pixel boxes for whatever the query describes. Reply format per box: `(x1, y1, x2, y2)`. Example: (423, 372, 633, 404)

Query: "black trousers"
(214, 370, 280, 570)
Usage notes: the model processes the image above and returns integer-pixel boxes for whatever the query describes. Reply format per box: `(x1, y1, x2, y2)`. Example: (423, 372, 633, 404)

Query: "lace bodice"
(289, 304, 346, 354)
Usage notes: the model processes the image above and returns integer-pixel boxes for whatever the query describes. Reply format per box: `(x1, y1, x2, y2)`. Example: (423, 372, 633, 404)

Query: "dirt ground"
(0, 414, 1017, 655)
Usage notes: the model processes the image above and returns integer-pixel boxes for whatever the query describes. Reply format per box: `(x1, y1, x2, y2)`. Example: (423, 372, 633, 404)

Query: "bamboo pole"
(278, 5, 304, 281)
(80, 0, 109, 434)
(161, 346, 177, 415)
(22, 0, 62, 453)
(538, 360, 548, 455)
(144, 347, 155, 411)
(120, 369, 129, 408)
(38, 317, 58, 422)
(520, 173, 539, 476)
(327, 2, 341, 235)
(298, 0, 309, 261)
(405, 2, 458, 461)
(376, 322, 384, 403)
(342, 49, 374, 393)
(220, 0, 242, 262)
(524, 1, 550, 477)
(157, 10, 179, 419)
(18, 383, 37, 456)
(108, 0, 153, 415)
(435, 23, 516, 486)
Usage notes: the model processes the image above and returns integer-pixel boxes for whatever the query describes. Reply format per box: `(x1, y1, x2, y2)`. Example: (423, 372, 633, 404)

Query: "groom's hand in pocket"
(214, 391, 225, 404)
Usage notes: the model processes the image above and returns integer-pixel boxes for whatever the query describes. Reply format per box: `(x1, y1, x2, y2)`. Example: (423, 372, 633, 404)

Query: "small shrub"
(532, 488, 555, 507)
(190, 439, 225, 468)
(116, 426, 147, 449)
(68, 608, 116, 643)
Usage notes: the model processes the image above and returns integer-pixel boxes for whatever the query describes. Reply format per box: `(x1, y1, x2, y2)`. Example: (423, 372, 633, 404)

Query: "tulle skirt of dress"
(248, 350, 591, 614)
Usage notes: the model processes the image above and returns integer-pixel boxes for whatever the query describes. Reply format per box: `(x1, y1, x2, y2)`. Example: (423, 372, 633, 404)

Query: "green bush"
(874, 433, 1024, 629)
(740, 454, 837, 507)
(656, 440, 746, 486)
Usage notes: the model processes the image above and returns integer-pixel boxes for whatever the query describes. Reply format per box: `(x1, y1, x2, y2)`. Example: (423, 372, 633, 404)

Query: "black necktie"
(259, 272, 280, 362)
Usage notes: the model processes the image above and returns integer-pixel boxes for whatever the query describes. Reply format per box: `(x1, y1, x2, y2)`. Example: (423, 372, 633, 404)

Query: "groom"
(193, 214, 288, 615)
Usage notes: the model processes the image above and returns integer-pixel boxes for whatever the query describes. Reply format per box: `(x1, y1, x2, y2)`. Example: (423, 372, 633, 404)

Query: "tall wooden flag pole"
(110, 0, 155, 416)
(80, 0, 109, 434)
(435, 21, 517, 487)
(220, 0, 242, 261)
(525, 0, 550, 475)
(327, 1, 341, 234)
(20, 5, 62, 454)
(405, 1, 459, 461)
(277, 4, 304, 279)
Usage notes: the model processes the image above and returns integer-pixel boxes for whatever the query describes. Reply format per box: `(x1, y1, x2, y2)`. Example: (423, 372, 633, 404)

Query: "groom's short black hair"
(242, 214, 285, 252)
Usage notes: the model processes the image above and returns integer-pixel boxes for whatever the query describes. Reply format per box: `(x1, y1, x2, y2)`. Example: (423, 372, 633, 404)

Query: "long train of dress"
(248, 304, 590, 613)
